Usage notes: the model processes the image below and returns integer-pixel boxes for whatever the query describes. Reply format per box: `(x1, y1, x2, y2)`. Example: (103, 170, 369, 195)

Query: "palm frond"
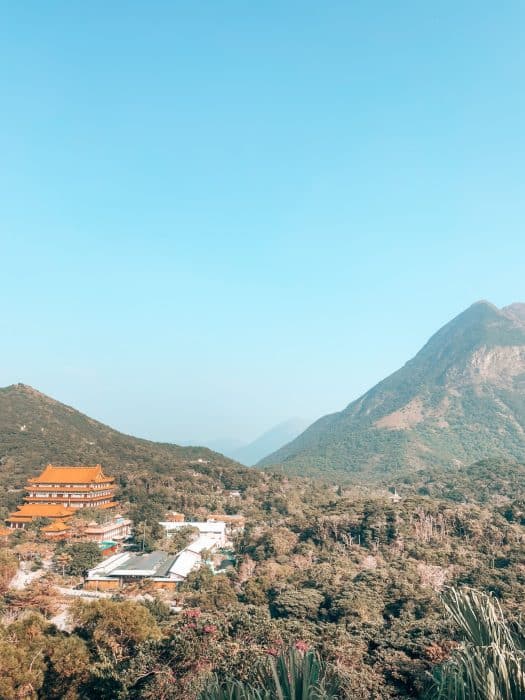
(430, 587, 525, 700)
(201, 647, 340, 700)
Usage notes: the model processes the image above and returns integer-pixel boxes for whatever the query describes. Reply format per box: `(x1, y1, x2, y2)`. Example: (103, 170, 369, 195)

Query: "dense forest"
(1, 457, 524, 698)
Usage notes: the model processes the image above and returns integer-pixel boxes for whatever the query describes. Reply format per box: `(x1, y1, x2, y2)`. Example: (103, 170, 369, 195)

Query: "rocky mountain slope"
(259, 301, 525, 480)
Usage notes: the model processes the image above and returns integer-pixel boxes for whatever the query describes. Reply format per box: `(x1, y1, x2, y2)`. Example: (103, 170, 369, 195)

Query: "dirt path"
(10, 557, 52, 590)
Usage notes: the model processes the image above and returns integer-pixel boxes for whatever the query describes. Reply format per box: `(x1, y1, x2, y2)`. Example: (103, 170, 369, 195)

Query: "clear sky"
(1, 1, 524, 445)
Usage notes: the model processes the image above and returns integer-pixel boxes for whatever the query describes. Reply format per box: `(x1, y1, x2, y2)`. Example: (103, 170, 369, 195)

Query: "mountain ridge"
(0, 383, 253, 507)
(258, 301, 525, 480)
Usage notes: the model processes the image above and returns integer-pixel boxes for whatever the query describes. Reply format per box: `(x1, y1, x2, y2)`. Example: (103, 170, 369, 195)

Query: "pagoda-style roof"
(41, 520, 71, 532)
(28, 464, 115, 484)
(7, 503, 75, 522)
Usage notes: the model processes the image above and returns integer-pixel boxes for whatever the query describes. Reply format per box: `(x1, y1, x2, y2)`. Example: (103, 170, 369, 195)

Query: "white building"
(158, 520, 227, 547)
(86, 549, 203, 589)
(85, 523, 226, 590)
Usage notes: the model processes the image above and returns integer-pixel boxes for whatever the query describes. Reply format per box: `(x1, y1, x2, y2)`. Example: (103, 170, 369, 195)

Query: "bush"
(61, 542, 102, 576)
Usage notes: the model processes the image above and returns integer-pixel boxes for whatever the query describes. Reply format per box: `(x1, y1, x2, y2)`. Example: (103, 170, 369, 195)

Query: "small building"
(80, 515, 132, 544)
(41, 520, 72, 541)
(165, 511, 185, 522)
(208, 513, 245, 531)
(158, 520, 227, 547)
(388, 487, 401, 503)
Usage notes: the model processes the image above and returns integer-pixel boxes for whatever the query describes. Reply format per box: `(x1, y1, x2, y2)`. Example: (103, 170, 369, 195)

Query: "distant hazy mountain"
(205, 438, 246, 455)
(230, 418, 309, 466)
(179, 437, 246, 455)
(259, 301, 525, 480)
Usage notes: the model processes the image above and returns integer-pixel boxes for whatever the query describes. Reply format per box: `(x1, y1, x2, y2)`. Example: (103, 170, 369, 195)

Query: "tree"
(61, 542, 101, 576)
(0, 550, 17, 593)
(163, 525, 198, 554)
(0, 641, 46, 700)
(0, 613, 49, 700)
(55, 551, 73, 577)
(43, 635, 91, 699)
(271, 588, 324, 621)
(70, 599, 161, 662)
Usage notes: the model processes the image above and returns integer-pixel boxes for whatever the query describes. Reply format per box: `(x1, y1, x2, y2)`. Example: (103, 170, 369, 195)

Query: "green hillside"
(259, 301, 525, 480)
(0, 383, 258, 514)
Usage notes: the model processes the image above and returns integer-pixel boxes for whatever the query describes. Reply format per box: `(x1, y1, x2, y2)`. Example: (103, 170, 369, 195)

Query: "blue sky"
(1, 1, 524, 445)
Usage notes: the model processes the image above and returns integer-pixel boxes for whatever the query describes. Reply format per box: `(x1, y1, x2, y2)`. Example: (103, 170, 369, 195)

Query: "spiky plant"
(200, 676, 265, 700)
(201, 646, 340, 700)
(262, 645, 339, 700)
(430, 587, 525, 700)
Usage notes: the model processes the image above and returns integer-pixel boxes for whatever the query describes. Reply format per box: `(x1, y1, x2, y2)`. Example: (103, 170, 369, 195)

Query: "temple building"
(7, 464, 117, 528)
(7, 503, 76, 528)
(41, 519, 72, 541)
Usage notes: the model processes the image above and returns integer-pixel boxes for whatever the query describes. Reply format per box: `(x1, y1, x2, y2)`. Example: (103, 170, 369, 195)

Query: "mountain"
(0, 384, 255, 507)
(204, 438, 246, 456)
(259, 301, 525, 480)
(229, 418, 309, 466)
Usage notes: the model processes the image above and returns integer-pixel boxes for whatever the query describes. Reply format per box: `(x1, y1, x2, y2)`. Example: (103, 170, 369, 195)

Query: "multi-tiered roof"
(7, 464, 117, 528)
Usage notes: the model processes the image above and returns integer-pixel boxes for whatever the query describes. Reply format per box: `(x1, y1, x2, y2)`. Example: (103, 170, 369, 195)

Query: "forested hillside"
(2, 458, 525, 698)
(0, 383, 256, 518)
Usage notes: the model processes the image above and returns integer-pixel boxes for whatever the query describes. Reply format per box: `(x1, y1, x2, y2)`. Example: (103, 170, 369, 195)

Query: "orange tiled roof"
(0, 526, 12, 536)
(8, 504, 75, 520)
(42, 520, 71, 532)
(28, 464, 114, 484)
(209, 513, 246, 523)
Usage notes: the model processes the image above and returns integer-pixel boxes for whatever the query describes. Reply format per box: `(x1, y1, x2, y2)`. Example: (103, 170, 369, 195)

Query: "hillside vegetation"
(259, 301, 525, 481)
(2, 382, 525, 697)
(2, 466, 525, 698)
(0, 383, 257, 517)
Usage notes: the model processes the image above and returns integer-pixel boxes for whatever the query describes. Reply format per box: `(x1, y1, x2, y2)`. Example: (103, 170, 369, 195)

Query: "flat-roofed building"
(80, 515, 132, 544)
(158, 520, 226, 547)
(85, 549, 203, 590)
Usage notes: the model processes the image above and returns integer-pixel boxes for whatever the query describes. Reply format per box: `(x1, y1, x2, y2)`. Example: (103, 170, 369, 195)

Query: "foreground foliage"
(202, 645, 340, 699)
(430, 588, 525, 700)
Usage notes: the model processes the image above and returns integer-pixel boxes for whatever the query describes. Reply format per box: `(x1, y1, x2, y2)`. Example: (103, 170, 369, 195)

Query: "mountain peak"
(470, 299, 499, 310)
(259, 301, 525, 480)
(502, 303, 525, 326)
(11, 382, 44, 394)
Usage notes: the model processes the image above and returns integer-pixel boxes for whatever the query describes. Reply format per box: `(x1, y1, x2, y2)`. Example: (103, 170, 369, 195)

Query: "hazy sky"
(1, 2, 524, 445)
